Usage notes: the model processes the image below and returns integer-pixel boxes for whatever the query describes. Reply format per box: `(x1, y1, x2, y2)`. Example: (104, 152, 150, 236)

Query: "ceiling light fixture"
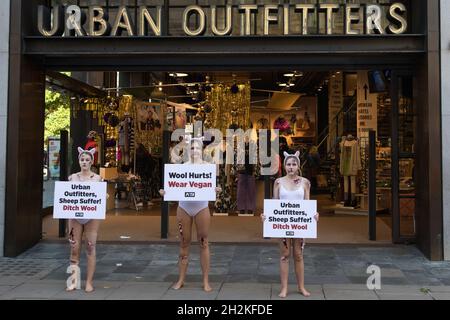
(169, 72, 189, 77)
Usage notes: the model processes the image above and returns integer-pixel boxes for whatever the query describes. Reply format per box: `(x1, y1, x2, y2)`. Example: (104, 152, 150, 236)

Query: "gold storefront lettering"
(37, 2, 408, 37)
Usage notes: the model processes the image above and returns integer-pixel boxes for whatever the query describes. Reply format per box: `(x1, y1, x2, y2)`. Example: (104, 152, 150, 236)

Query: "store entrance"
(42, 69, 416, 244)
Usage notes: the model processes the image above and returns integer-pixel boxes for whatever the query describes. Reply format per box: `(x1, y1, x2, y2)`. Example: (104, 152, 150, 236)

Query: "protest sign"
(263, 200, 317, 238)
(164, 164, 216, 201)
(53, 182, 107, 219)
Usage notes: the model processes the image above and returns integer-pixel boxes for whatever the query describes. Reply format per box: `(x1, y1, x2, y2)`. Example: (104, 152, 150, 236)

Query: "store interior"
(42, 69, 416, 243)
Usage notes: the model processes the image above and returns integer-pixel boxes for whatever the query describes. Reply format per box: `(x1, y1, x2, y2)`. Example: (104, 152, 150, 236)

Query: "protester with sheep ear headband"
(66, 147, 103, 293)
(262, 151, 319, 298)
(159, 135, 222, 292)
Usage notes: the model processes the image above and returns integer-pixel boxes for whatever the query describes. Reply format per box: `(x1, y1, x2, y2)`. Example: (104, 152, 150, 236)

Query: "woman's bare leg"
(293, 239, 310, 297)
(84, 219, 100, 293)
(67, 219, 83, 291)
(278, 238, 291, 298)
(173, 207, 193, 290)
(194, 208, 212, 292)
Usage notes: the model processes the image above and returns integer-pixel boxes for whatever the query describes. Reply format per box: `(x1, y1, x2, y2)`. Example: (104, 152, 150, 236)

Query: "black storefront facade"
(5, 1, 443, 259)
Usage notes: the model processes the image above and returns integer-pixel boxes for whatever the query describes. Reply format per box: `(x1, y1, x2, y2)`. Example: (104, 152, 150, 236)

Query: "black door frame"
(390, 69, 417, 243)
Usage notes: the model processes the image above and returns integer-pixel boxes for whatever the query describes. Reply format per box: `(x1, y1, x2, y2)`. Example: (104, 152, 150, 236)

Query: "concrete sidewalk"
(1, 242, 450, 300)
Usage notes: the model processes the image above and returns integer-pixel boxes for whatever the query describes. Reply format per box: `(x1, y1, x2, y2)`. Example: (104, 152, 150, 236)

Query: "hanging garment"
(118, 120, 127, 146)
(236, 174, 256, 212)
(128, 119, 135, 152)
(339, 139, 361, 176)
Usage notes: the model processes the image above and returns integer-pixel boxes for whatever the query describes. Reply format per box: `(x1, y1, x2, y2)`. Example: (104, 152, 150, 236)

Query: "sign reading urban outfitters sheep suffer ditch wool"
(164, 164, 216, 201)
(263, 200, 317, 238)
(53, 182, 107, 219)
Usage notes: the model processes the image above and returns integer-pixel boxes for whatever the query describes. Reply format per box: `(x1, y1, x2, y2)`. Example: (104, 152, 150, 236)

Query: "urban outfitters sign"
(37, 2, 408, 37)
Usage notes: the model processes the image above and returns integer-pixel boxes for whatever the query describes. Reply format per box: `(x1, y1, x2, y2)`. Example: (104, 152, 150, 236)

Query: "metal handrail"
(317, 98, 357, 151)
(315, 97, 356, 145)
(300, 97, 357, 169)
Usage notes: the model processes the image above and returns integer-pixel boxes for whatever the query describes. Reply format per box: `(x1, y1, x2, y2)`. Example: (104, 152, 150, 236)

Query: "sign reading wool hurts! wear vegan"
(263, 200, 317, 238)
(164, 164, 216, 201)
(53, 182, 107, 220)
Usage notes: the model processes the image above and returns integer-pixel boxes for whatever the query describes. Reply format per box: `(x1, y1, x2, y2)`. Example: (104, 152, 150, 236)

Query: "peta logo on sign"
(185, 192, 195, 198)
(75, 212, 84, 217)
(286, 231, 294, 236)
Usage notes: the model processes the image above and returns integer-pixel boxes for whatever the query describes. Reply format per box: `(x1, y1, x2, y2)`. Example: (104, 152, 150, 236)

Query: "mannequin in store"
(66, 147, 103, 293)
(215, 139, 233, 214)
(301, 112, 311, 130)
(118, 113, 134, 167)
(159, 137, 222, 292)
(339, 134, 361, 207)
(261, 151, 319, 298)
(135, 143, 155, 202)
(306, 146, 321, 192)
(236, 136, 256, 215)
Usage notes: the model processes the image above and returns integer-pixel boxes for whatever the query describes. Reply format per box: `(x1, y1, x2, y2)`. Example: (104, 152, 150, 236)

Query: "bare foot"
(85, 283, 95, 293)
(298, 287, 311, 297)
(278, 288, 288, 298)
(203, 283, 212, 292)
(65, 286, 76, 292)
(172, 281, 184, 290)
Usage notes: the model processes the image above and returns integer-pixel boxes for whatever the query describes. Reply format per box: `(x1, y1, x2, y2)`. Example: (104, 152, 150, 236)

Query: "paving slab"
(217, 283, 271, 300)
(107, 282, 171, 300)
(378, 277, 410, 285)
(161, 282, 220, 300)
(270, 285, 325, 300)
(380, 268, 406, 278)
(53, 287, 117, 300)
(323, 284, 371, 290)
(304, 276, 351, 284)
(376, 291, 432, 300)
(0, 285, 16, 296)
(323, 288, 378, 300)
(2, 243, 450, 300)
(429, 292, 450, 300)
(0, 282, 64, 300)
(0, 277, 28, 286)
(427, 286, 450, 292)
(375, 285, 425, 292)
